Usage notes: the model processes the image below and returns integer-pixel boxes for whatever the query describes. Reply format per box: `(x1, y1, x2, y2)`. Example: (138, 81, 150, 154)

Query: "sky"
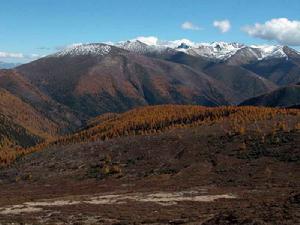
(0, 0, 300, 62)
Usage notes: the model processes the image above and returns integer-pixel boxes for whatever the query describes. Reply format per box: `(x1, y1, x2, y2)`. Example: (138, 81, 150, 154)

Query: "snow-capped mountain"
(177, 42, 245, 60)
(10, 36, 300, 119)
(114, 37, 292, 61)
(115, 40, 166, 54)
(47, 37, 298, 63)
(250, 45, 287, 60)
(51, 43, 111, 57)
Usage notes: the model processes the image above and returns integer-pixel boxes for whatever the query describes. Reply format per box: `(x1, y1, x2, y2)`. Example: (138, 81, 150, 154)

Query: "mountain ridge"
(16, 44, 236, 118)
(0, 39, 298, 140)
(114, 38, 294, 61)
(240, 83, 300, 107)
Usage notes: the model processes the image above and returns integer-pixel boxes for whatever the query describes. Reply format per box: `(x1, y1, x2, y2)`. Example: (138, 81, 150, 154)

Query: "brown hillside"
(0, 88, 59, 140)
(17, 105, 298, 157)
(61, 105, 299, 145)
(0, 113, 42, 166)
(147, 50, 278, 103)
(0, 69, 82, 132)
(17, 44, 235, 117)
(1, 105, 299, 166)
(0, 105, 299, 224)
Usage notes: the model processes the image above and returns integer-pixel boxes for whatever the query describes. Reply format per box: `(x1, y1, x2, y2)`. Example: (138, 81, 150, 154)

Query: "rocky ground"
(0, 119, 299, 224)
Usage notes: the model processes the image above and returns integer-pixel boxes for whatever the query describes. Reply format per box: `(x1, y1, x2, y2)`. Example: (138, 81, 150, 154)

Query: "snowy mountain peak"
(115, 37, 296, 61)
(186, 42, 246, 59)
(250, 45, 287, 60)
(177, 43, 191, 49)
(50, 37, 298, 61)
(52, 43, 111, 57)
(115, 38, 248, 60)
(210, 42, 244, 49)
(115, 39, 167, 54)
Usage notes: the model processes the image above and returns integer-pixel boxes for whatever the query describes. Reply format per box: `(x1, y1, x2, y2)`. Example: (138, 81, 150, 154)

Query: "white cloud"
(133, 36, 159, 45)
(213, 20, 231, 33)
(0, 51, 24, 58)
(161, 39, 198, 48)
(243, 18, 300, 46)
(0, 51, 41, 63)
(56, 43, 83, 51)
(67, 43, 83, 48)
(181, 21, 200, 30)
(124, 36, 198, 48)
(29, 53, 40, 58)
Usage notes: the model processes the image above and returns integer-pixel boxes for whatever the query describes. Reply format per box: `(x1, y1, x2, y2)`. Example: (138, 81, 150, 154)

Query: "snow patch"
(188, 42, 245, 60)
(52, 44, 111, 57)
(0, 190, 237, 214)
(115, 40, 166, 54)
(250, 45, 287, 60)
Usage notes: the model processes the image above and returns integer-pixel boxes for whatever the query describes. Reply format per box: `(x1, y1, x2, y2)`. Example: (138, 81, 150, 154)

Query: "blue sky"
(0, 0, 300, 62)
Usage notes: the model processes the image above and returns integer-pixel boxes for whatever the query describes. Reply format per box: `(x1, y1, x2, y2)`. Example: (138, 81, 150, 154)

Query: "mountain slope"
(0, 88, 59, 140)
(0, 111, 44, 166)
(203, 64, 277, 103)
(0, 114, 41, 150)
(13, 41, 300, 114)
(0, 105, 299, 224)
(142, 48, 278, 103)
(0, 113, 41, 149)
(240, 83, 300, 107)
(117, 39, 300, 87)
(243, 47, 300, 86)
(0, 69, 82, 132)
(26, 105, 300, 151)
(16, 44, 235, 117)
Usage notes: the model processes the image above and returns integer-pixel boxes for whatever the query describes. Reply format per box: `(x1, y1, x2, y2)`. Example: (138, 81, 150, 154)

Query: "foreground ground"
(0, 106, 299, 224)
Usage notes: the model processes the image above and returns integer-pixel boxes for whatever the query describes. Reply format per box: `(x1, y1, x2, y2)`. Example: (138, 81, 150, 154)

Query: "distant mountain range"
(116, 40, 289, 61)
(0, 39, 299, 144)
(0, 61, 21, 69)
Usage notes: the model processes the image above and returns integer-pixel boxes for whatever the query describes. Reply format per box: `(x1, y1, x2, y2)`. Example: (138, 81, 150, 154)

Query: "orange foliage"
(50, 105, 300, 146)
(1, 105, 299, 166)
